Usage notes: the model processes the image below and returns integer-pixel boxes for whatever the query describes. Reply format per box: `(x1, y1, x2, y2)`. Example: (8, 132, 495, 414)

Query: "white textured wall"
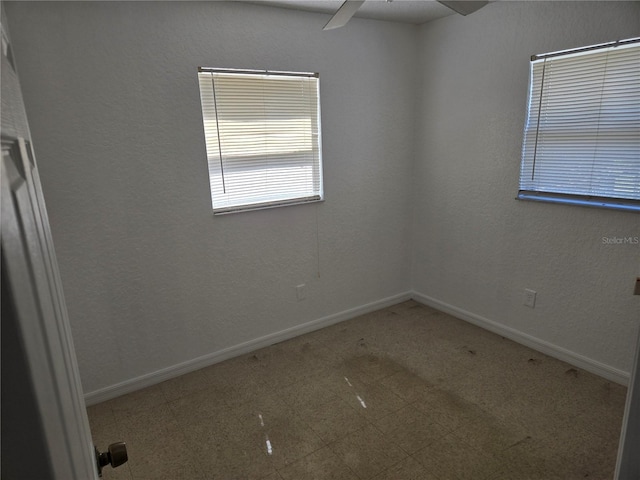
(412, 1, 640, 375)
(5, 1, 416, 394)
(5, 0, 640, 397)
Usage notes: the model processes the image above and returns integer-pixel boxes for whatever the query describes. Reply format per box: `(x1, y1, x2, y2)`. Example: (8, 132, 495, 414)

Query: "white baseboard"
(84, 291, 413, 405)
(411, 291, 630, 386)
(85, 289, 629, 405)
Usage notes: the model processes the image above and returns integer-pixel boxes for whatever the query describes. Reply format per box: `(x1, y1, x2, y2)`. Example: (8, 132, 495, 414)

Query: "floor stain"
(505, 435, 533, 450)
(336, 351, 621, 478)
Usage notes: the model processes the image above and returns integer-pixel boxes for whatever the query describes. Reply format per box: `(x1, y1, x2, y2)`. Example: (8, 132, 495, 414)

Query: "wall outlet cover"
(524, 289, 537, 308)
(296, 284, 306, 301)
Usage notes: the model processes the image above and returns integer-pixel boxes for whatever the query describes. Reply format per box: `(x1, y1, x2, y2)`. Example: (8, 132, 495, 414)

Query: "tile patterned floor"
(88, 301, 627, 480)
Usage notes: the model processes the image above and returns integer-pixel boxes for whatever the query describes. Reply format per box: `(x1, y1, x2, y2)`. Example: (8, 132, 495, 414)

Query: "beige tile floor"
(88, 301, 627, 480)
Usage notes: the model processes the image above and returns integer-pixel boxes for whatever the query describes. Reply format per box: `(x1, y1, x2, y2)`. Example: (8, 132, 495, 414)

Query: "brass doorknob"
(95, 442, 128, 476)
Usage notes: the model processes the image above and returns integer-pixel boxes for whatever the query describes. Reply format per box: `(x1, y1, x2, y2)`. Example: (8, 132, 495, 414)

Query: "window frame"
(197, 67, 324, 215)
(517, 38, 640, 213)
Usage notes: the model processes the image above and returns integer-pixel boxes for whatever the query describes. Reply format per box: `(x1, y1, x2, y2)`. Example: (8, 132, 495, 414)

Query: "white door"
(1, 13, 107, 479)
(615, 326, 640, 479)
(2, 138, 98, 479)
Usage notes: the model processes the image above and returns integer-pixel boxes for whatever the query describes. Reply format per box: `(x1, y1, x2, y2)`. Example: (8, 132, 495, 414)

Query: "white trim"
(84, 291, 412, 405)
(411, 291, 630, 386)
(85, 289, 630, 405)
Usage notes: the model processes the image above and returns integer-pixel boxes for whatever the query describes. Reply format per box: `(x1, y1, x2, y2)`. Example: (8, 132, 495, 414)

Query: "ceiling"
(245, 0, 457, 25)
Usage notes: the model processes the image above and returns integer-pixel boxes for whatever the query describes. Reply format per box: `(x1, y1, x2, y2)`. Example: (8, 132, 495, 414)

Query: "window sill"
(213, 196, 323, 215)
(517, 191, 640, 213)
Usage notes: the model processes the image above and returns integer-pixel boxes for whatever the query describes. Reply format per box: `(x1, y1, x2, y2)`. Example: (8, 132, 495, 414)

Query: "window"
(198, 68, 323, 214)
(518, 38, 640, 212)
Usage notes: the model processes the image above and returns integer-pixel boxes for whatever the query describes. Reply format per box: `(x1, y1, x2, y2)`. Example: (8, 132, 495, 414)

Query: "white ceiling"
(246, 0, 457, 25)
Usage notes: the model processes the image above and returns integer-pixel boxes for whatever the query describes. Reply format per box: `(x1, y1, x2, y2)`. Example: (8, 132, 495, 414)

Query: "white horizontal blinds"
(520, 41, 640, 201)
(198, 70, 322, 213)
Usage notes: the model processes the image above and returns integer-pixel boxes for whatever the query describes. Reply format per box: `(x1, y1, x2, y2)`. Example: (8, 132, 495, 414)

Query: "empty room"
(2, 1, 639, 479)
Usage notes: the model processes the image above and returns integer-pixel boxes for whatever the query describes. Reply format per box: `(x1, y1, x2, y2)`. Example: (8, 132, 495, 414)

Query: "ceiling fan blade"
(323, 0, 366, 30)
(438, 1, 488, 16)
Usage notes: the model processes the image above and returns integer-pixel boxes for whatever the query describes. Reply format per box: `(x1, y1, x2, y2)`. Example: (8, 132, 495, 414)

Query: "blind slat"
(520, 40, 640, 206)
(198, 70, 323, 213)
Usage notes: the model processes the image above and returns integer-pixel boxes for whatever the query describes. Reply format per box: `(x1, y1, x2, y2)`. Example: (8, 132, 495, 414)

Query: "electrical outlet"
(296, 284, 306, 301)
(524, 289, 537, 308)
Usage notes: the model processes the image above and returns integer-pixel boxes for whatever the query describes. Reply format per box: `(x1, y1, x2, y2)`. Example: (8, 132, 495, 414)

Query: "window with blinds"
(518, 38, 640, 212)
(198, 68, 323, 214)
